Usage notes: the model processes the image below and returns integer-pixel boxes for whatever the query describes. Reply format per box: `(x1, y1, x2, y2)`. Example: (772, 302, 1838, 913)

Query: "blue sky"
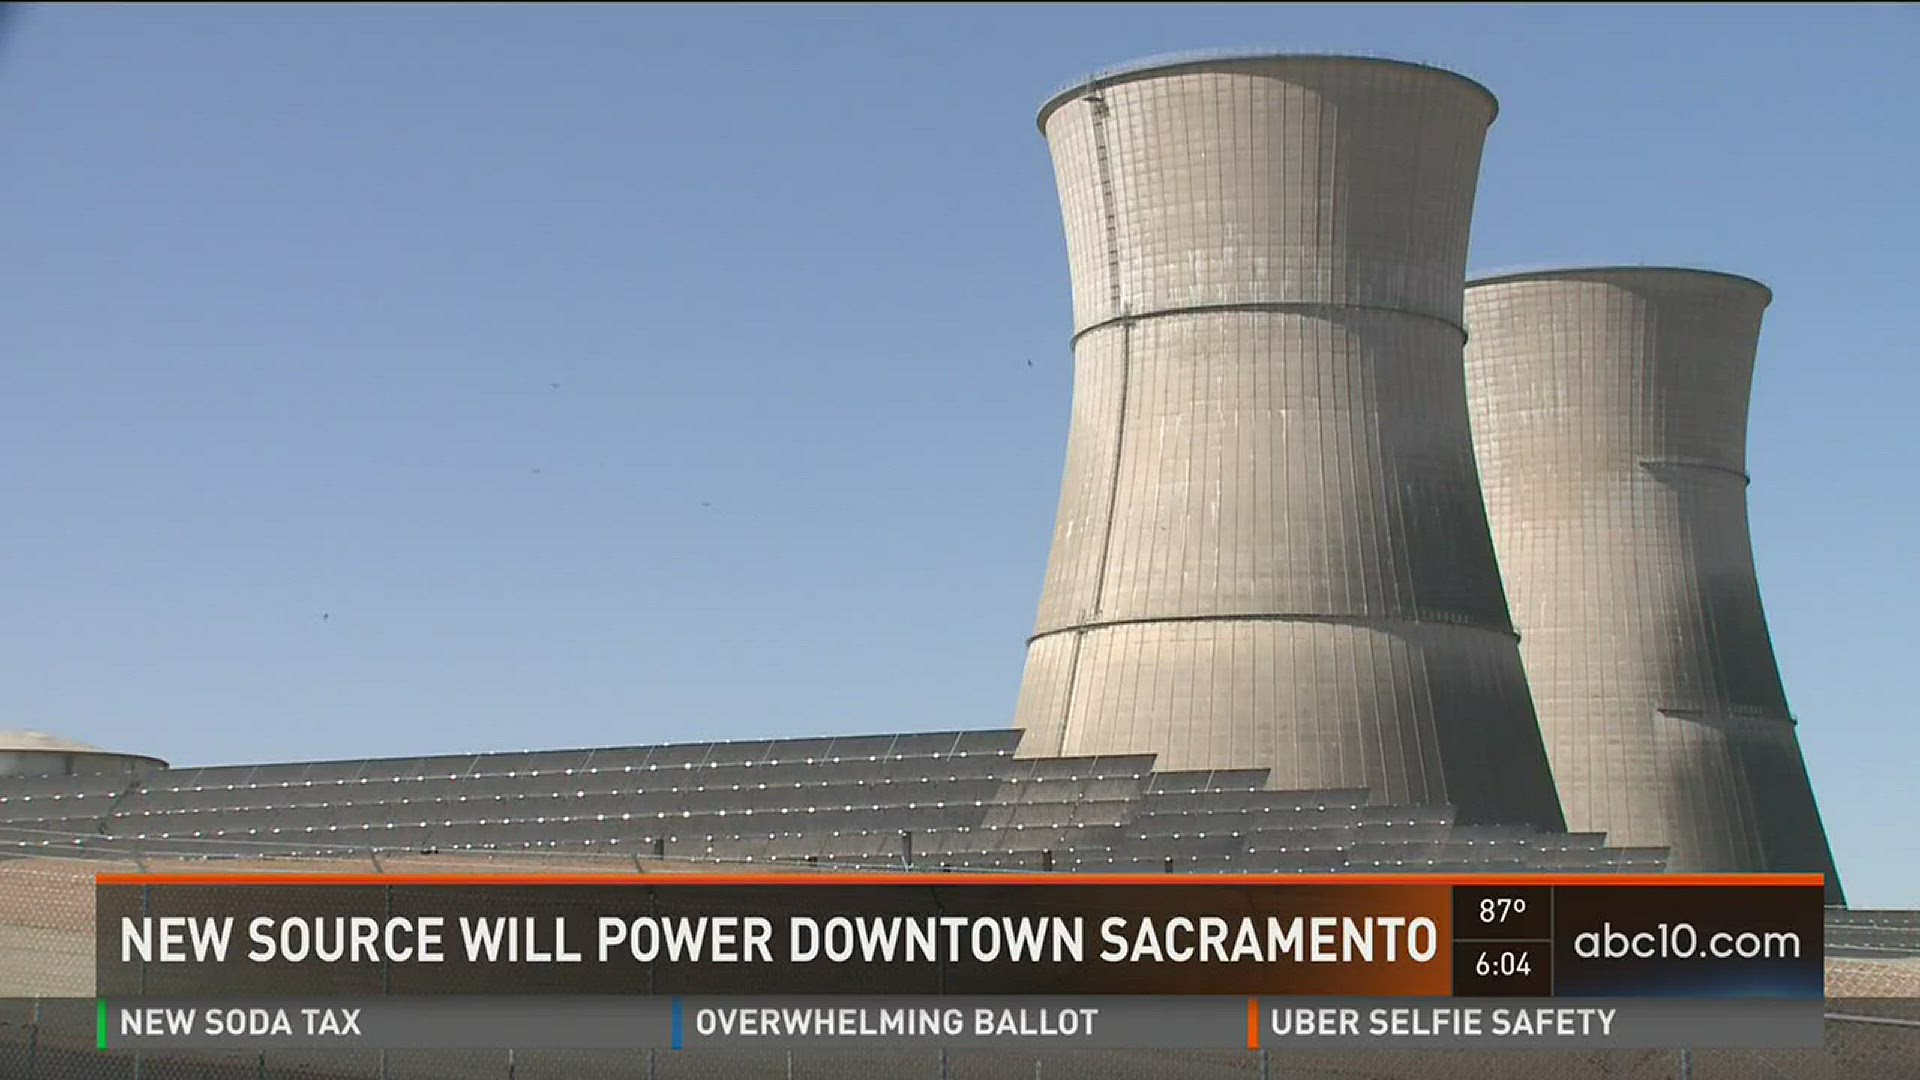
(0, 5, 1912, 904)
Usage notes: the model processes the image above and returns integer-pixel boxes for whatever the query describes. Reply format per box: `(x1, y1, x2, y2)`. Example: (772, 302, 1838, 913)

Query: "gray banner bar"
(679, 996, 1237, 1049)
(1257, 997, 1821, 1049)
(101, 996, 1822, 1050)
(106, 997, 671, 1051)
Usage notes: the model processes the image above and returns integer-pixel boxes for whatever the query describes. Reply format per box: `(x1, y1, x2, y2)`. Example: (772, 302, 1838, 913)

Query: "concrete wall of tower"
(1013, 55, 1565, 831)
(1464, 267, 1842, 900)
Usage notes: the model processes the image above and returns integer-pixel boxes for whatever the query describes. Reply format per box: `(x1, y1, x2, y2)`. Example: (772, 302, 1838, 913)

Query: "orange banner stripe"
(93, 872, 1826, 888)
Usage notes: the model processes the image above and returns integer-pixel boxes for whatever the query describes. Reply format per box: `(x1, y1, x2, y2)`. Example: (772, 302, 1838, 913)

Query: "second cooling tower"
(1464, 268, 1842, 897)
(1012, 55, 1565, 831)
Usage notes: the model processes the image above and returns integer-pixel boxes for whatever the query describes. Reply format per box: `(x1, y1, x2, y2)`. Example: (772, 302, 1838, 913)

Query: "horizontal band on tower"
(1658, 707, 1799, 729)
(1070, 301, 1468, 347)
(1029, 610, 1520, 645)
(1638, 458, 1752, 485)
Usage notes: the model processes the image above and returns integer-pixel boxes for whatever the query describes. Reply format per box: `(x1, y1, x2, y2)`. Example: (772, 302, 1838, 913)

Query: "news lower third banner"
(94, 873, 1825, 1051)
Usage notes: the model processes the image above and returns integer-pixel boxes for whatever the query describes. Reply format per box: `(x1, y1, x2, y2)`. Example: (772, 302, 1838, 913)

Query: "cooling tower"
(1464, 267, 1842, 898)
(1011, 54, 1566, 831)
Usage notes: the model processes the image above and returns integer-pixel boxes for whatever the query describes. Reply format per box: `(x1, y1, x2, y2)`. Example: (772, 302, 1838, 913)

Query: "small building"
(0, 730, 167, 778)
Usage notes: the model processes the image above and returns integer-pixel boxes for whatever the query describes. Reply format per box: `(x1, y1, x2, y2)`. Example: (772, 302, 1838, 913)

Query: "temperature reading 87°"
(1480, 897, 1528, 925)
(1452, 885, 1550, 942)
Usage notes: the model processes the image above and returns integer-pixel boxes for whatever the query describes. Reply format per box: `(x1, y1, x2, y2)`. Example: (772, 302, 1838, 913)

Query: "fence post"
(506, 1047, 515, 1079)
(1679, 1047, 1693, 1080)
(26, 998, 37, 1077)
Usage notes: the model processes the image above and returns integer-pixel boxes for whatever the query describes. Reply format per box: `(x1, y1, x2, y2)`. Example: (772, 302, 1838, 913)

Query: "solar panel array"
(1824, 908, 1920, 960)
(0, 729, 1664, 874)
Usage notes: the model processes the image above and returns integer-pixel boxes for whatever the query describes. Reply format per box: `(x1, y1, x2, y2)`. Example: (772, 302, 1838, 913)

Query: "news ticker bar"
(97, 996, 1824, 1051)
(96, 874, 1825, 1000)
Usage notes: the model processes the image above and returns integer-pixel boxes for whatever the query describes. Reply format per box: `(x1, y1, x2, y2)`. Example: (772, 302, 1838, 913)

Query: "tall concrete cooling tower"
(1464, 267, 1842, 898)
(1011, 54, 1566, 831)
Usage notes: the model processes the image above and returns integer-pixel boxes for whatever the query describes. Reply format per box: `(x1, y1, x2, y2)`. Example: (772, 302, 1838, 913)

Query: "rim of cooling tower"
(1466, 266, 1773, 303)
(1036, 51, 1500, 132)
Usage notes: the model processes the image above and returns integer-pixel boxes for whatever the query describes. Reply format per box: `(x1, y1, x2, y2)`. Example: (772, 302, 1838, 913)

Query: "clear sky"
(0, 4, 1912, 904)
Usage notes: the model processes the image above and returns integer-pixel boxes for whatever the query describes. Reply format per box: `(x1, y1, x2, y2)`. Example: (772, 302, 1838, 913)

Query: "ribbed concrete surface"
(1464, 268, 1843, 898)
(1013, 55, 1565, 831)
